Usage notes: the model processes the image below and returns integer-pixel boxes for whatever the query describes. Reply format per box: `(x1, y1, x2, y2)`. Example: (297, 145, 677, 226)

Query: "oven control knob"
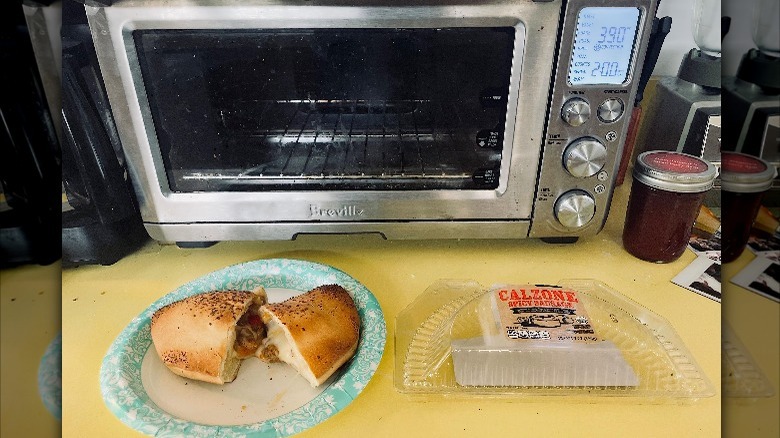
(554, 190, 596, 229)
(563, 138, 607, 178)
(598, 98, 625, 123)
(561, 98, 591, 127)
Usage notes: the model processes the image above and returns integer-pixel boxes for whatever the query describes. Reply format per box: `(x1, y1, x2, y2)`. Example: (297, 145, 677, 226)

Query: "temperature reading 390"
(598, 26, 631, 44)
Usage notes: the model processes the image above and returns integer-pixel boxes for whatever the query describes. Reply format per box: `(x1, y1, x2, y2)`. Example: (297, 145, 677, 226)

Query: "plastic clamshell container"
(394, 279, 715, 402)
(722, 322, 775, 399)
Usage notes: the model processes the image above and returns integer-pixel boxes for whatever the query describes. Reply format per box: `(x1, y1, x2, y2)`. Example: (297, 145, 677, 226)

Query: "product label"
(492, 285, 600, 343)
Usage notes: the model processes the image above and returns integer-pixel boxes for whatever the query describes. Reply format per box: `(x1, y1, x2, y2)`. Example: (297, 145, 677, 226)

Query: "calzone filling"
(234, 304, 266, 358)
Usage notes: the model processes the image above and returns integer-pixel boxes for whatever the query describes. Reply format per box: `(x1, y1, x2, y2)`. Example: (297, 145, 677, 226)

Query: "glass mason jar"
(720, 152, 777, 263)
(623, 151, 717, 263)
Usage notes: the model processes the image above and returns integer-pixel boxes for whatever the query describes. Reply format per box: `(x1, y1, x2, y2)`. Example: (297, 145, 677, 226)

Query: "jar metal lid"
(633, 151, 717, 193)
(720, 152, 778, 193)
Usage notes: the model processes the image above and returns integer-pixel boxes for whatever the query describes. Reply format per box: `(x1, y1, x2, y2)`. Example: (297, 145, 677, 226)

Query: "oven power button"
(554, 190, 596, 229)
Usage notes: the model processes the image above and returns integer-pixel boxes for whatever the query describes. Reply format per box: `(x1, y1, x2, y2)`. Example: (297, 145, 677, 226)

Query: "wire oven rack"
(173, 99, 502, 190)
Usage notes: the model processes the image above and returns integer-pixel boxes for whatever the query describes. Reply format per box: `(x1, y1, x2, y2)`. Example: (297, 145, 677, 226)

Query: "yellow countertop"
(0, 261, 61, 438)
(51, 181, 724, 437)
(722, 254, 780, 438)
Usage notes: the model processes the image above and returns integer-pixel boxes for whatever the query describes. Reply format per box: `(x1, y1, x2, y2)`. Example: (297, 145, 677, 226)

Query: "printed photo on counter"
(672, 256, 722, 303)
(746, 234, 780, 263)
(731, 256, 780, 303)
(689, 230, 722, 264)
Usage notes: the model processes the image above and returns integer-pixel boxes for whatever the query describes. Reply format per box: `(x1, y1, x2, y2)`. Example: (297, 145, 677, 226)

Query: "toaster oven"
(85, 0, 658, 244)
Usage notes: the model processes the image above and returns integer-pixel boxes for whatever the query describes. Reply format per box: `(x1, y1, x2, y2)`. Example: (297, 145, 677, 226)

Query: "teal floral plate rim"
(100, 258, 386, 437)
(38, 332, 62, 421)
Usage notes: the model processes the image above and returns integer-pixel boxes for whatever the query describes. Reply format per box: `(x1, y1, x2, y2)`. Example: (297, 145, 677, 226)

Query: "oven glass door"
(133, 28, 515, 192)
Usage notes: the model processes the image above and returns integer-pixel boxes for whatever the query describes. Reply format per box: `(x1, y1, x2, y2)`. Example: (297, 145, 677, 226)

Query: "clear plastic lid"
(633, 151, 717, 193)
(720, 152, 778, 193)
(722, 322, 776, 399)
(395, 279, 715, 401)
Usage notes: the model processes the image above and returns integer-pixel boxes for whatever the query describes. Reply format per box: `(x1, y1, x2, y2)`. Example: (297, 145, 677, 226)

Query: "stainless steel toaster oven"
(86, 0, 658, 244)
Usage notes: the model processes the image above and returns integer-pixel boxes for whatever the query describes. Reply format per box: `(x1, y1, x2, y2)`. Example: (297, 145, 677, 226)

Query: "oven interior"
(134, 28, 516, 192)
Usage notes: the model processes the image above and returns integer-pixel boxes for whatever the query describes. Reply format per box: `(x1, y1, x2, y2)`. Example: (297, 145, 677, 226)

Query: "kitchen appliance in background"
(84, 0, 661, 245)
(635, 0, 722, 164)
(722, 0, 780, 202)
(0, 3, 61, 268)
(614, 14, 672, 185)
(59, 0, 148, 266)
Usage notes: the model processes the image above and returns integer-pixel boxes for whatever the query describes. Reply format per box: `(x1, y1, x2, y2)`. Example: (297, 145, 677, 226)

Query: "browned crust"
(150, 290, 265, 383)
(261, 284, 360, 382)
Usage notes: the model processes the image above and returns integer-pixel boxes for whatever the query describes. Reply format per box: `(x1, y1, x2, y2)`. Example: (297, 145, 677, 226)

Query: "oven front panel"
(529, 0, 657, 238)
(87, 2, 562, 230)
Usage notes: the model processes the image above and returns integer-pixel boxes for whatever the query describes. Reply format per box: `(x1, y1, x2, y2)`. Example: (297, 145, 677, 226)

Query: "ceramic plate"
(100, 259, 386, 437)
(38, 332, 62, 420)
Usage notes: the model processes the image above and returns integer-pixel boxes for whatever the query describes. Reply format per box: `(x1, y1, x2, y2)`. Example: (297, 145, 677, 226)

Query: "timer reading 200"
(590, 61, 624, 78)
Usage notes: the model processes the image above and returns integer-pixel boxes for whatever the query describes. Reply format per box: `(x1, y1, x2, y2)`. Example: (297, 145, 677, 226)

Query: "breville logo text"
(310, 204, 365, 217)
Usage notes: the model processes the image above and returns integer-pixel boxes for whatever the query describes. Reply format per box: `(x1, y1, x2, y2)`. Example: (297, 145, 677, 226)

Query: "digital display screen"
(568, 7, 641, 86)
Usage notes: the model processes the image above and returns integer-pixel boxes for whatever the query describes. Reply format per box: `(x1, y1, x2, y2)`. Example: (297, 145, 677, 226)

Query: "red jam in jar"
(622, 151, 717, 263)
(720, 152, 777, 263)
